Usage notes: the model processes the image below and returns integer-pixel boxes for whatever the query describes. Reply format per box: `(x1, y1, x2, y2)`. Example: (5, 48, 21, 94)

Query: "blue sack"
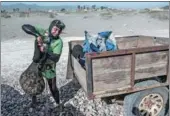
(98, 31, 117, 51)
(98, 31, 112, 39)
(80, 30, 117, 68)
(106, 39, 117, 51)
(83, 31, 99, 53)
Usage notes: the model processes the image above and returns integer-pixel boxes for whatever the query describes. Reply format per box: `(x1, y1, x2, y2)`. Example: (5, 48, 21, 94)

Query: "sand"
(1, 12, 169, 41)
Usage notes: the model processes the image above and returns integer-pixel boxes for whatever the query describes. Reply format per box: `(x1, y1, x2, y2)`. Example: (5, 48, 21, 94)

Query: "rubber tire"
(123, 80, 169, 116)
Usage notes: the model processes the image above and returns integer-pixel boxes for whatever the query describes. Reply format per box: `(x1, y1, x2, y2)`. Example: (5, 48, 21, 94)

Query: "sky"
(1, 2, 169, 9)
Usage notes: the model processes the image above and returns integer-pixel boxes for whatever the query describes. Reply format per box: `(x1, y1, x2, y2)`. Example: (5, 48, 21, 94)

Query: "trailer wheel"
(123, 80, 169, 116)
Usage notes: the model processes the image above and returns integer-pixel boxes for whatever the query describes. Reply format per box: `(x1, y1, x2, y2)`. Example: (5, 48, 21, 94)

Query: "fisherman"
(23, 19, 65, 107)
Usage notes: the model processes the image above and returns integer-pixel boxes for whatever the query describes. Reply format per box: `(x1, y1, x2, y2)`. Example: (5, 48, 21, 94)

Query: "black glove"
(47, 52, 60, 63)
(33, 39, 43, 63)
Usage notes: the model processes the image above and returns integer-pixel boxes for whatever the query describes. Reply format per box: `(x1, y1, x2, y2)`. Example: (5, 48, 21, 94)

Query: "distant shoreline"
(1, 3, 169, 11)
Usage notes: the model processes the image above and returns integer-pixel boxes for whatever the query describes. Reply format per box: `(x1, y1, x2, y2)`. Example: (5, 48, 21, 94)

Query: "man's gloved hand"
(37, 36, 45, 52)
(47, 52, 60, 63)
(37, 36, 43, 43)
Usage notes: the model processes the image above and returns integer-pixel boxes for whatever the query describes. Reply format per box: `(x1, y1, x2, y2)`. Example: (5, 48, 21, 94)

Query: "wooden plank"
(168, 45, 170, 84)
(135, 51, 168, 80)
(66, 42, 74, 79)
(93, 83, 169, 98)
(94, 70, 131, 83)
(93, 71, 131, 92)
(136, 37, 155, 47)
(93, 55, 131, 73)
(131, 53, 135, 87)
(92, 55, 131, 92)
(89, 45, 168, 59)
(135, 63, 167, 79)
(153, 37, 169, 45)
(117, 39, 138, 49)
(116, 36, 155, 49)
(86, 55, 93, 97)
(135, 51, 168, 67)
(66, 53, 74, 79)
(115, 35, 140, 43)
(71, 55, 87, 92)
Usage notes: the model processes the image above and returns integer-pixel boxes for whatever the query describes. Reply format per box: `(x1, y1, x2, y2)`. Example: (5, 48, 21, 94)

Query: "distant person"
(22, 19, 65, 107)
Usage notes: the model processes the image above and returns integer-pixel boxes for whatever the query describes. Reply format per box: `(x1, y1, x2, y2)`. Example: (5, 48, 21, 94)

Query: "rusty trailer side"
(67, 35, 169, 100)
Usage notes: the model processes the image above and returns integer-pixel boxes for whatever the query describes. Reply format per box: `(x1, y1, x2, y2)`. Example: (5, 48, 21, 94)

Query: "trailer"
(66, 35, 169, 116)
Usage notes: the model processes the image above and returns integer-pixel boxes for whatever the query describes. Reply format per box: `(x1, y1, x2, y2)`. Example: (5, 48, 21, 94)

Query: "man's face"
(51, 26, 61, 37)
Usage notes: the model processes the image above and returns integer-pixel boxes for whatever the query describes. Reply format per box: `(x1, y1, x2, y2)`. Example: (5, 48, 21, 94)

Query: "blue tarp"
(78, 31, 117, 68)
(83, 30, 117, 53)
